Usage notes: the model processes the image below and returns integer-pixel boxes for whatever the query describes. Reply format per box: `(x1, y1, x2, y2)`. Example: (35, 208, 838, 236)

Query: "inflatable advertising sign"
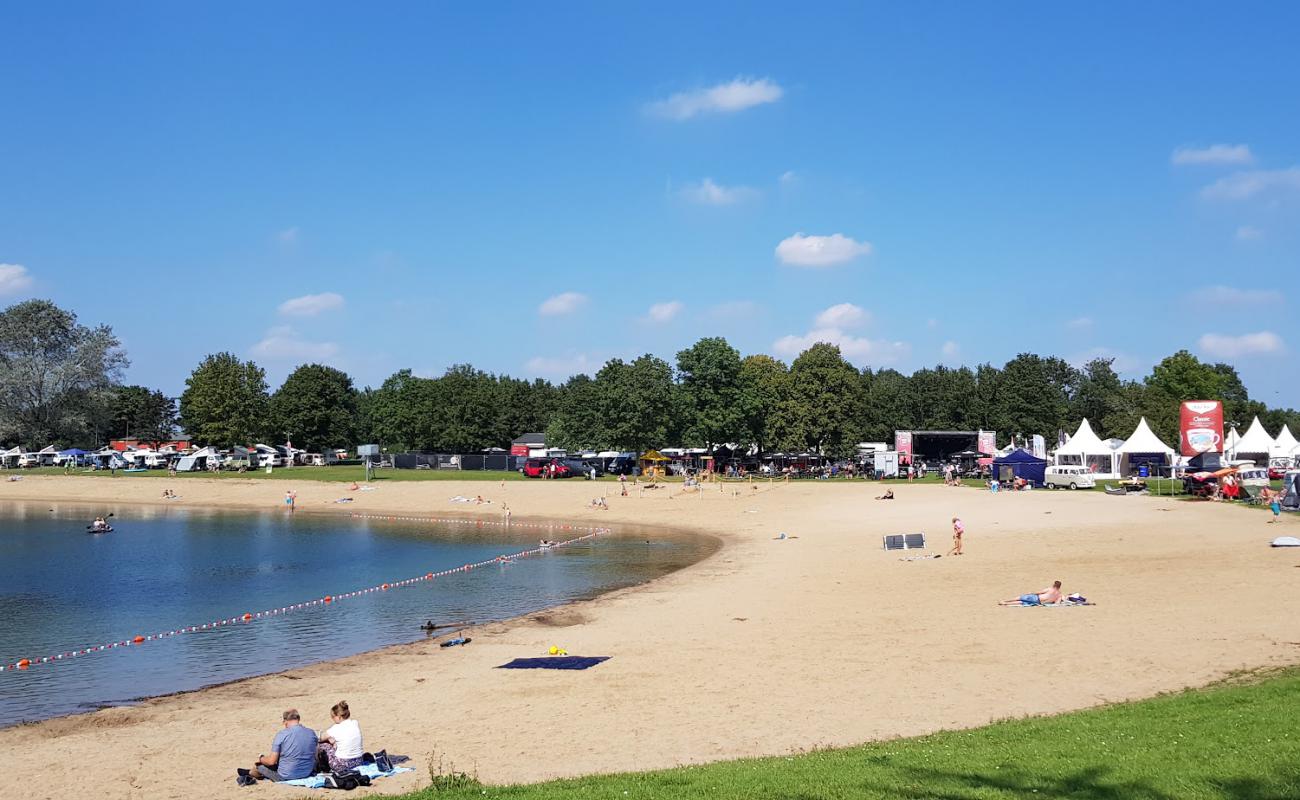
(1180, 400, 1223, 456)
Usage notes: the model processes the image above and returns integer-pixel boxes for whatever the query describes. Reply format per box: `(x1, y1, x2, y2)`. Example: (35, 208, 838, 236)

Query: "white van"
(1044, 465, 1096, 490)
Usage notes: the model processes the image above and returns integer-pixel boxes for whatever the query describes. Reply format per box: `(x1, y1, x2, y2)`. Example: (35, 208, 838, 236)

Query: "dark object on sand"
(498, 656, 610, 670)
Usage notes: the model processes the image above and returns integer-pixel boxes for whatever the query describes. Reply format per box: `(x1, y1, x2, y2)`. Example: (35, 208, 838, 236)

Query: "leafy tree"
(430, 364, 503, 452)
(1141, 350, 1228, 443)
(545, 374, 605, 451)
(995, 353, 1078, 443)
(110, 385, 178, 442)
(779, 343, 863, 456)
(737, 354, 789, 454)
(366, 369, 436, 450)
(0, 299, 127, 447)
(596, 356, 676, 453)
(676, 337, 744, 449)
(269, 364, 358, 452)
(861, 368, 912, 442)
(178, 353, 270, 447)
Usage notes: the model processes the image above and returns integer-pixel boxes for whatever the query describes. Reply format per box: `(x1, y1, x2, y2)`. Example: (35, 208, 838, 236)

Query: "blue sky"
(1, 2, 1297, 406)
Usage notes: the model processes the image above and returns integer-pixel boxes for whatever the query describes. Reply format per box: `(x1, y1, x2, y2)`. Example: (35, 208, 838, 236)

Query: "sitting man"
(999, 580, 1063, 606)
(251, 709, 318, 782)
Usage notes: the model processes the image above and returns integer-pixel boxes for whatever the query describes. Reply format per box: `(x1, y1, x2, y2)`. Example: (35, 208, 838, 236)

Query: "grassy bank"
(402, 668, 1300, 799)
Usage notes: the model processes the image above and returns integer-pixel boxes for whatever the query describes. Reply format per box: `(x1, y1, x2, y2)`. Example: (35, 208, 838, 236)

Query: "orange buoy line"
(2, 525, 609, 673)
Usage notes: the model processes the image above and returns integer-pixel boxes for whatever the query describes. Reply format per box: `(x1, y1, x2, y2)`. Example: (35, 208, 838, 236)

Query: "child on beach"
(947, 517, 964, 556)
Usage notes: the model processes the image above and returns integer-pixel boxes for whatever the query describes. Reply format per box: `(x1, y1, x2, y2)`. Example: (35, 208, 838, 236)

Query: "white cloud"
(525, 353, 596, 378)
(775, 233, 873, 268)
(1171, 144, 1254, 166)
(646, 301, 683, 322)
(278, 291, 344, 317)
(250, 325, 340, 362)
(646, 77, 783, 120)
(1187, 285, 1284, 307)
(1197, 331, 1285, 358)
(277, 226, 300, 244)
(1236, 225, 1263, 241)
(538, 291, 588, 316)
(1201, 167, 1300, 200)
(0, 264, 34, 296)
(773, 328, 910, 366)
(814, 302, 869, 329)
(779, 170, 799, 186)
(1065, 316, 1093, 329)
(679, 178, 758, 206)
(941, 341, 960, 359)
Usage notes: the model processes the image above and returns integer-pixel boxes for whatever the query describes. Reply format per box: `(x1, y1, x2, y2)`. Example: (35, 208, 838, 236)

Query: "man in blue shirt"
(252, 709, 319, 781)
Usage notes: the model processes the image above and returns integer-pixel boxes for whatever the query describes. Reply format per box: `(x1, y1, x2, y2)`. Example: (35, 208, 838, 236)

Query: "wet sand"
(1, 475, 1297, 799)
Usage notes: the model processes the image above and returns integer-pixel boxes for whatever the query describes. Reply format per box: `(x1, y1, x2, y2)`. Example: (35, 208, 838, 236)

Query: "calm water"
(0, 502, 711, 726)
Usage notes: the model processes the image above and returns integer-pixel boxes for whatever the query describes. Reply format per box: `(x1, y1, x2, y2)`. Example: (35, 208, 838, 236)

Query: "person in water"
(91, 516, 108, 531)
(317, 700, 364, 773)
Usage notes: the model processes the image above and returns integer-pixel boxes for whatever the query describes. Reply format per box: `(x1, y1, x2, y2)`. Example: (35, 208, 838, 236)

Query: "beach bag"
(363, 749, 394, 772)
(323, 769, 370, 790)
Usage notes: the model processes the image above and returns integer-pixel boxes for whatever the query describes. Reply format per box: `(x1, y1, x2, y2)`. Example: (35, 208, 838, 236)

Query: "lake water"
(0, 502, 712, 727)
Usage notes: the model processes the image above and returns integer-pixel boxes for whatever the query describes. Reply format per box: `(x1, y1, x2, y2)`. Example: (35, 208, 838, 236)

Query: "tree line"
(3, 299, 1298, 456)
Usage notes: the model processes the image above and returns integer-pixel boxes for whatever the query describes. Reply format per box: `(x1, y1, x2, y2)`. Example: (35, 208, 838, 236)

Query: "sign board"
(894, 431, 912, 464)
(510, 444, 530, 457)
(978, 431, 997, 462)
(1180, 401, 1223, 456)
(1031, 434, 1046, 460)
(357, 444, 380, 457)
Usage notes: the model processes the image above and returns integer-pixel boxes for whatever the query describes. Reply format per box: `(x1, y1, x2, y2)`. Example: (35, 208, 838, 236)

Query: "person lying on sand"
(875, 489, 895, 500)
(999, 581, 1063, 606)
(247, 709, 317, 782)
(589, 497, 608, 510)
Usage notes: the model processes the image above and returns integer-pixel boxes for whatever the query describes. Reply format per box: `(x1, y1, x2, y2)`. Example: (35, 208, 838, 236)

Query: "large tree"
(596, 355, 677, 453)
(1141, 350, 1229, 443)
(269, 364, 358, 452)
(778, 343, 863, 456)
(545, 374, 606, 452)
(178, 353, 270, 447)
(0, 299, 127, 447)
(110, 385, 178, 442)
(676, 337, 745, 449)
(737, 354, 789, 454)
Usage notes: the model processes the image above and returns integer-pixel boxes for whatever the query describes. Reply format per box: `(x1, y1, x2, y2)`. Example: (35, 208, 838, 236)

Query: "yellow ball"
(549, 645, 558, 655)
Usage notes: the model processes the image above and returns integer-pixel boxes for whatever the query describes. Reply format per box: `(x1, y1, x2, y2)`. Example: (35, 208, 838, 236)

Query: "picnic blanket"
(279, 763, 413, 789)
(1010, 601, 1095, 607)
(498, 656, 610, 670)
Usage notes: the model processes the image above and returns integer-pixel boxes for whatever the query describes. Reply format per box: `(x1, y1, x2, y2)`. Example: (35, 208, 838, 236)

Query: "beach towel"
(1270, 536, 1300, 547)
(1009, 601, 1096, 607)
(278, 763, 413, 789)
(899, 554, 941, 561)
(498, 656, 610, 670)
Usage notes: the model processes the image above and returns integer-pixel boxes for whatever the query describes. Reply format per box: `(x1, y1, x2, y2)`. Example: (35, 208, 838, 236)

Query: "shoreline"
(2, 475, 1297, 799)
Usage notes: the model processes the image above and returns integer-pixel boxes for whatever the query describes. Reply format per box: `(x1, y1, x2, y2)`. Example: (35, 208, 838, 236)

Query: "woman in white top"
(318, 700, 364, 772)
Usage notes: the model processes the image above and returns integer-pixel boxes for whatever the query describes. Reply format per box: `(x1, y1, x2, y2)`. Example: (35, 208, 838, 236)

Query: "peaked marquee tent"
(1116, 417, 1175, 475)
(1224, 427, 1241, 457)
(1272, 425, 1299, 460)
(1053, 418, 1118, 477)
(1232, 417, 1274, 466)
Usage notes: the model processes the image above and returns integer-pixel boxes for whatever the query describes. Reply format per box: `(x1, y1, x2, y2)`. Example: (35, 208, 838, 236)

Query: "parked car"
(521, 458, 579, 478)
(606, 455, 637, 476)
(567, 459, 603, 478)
(1044, 465, 1095, 490)
(1237, 467, 1270, 488)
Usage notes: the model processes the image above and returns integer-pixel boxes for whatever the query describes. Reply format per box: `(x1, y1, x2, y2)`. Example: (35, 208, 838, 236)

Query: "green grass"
(399, 669, 1300, 799)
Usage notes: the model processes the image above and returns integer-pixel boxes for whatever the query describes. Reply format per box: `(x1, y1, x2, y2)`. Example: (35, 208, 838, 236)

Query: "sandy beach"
(1, 474, 1297, 799)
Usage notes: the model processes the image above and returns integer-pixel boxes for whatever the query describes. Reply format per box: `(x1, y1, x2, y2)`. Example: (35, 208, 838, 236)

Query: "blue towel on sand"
(279, 763, 413, 789)
(498, 656, 610, 670)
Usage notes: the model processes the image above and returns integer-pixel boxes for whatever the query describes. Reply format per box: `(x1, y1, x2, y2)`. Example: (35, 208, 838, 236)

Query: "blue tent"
(992, 447, 1047, 486)
(59, 448, 89, 456)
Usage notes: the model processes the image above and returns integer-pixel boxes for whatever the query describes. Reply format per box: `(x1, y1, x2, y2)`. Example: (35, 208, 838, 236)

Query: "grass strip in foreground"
(407, 668, 1300, 799)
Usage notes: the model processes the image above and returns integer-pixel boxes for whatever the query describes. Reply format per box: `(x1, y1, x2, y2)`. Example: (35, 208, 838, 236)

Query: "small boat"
(87, 526, 113, 534)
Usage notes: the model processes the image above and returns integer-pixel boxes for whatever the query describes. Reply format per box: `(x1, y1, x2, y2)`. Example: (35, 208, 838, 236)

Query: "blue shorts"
(1020, 593, 1042, 606)
(1272, 502, 1281, 514)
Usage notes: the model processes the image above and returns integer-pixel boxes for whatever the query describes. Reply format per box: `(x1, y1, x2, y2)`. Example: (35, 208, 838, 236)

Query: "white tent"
(1053, 418, 1118, 477)
(1232, 417, 1274, 465)
(1224, 427, 1241, 458)
(0, 446, 22, 468)
(1116, 417, 1175, 475)
(1271, 425, 1299, 460)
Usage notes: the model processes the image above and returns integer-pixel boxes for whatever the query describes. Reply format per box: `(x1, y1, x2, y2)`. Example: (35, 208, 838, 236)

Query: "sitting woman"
(318, 700, 364, 773)
(875, 488, 895, 500)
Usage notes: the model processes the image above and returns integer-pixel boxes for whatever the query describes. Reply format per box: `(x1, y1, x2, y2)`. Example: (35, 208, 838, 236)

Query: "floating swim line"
(1, 524, 609, 673)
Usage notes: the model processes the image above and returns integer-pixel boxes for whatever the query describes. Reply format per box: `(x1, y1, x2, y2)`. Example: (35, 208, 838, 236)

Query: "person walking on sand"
(1265, 487, 1284, 523)
(947, 516, 964, 556)
(284, 490, 296, 512)
(1000, 581, 1063, 606)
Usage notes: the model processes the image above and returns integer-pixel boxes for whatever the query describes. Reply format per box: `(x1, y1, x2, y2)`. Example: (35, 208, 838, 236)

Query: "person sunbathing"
(1000, 581, 1063, 606)
(875, 489, 895, 500)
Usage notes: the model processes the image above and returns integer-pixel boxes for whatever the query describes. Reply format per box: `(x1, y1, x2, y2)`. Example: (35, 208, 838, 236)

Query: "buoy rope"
(2, 519, 609, 673)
